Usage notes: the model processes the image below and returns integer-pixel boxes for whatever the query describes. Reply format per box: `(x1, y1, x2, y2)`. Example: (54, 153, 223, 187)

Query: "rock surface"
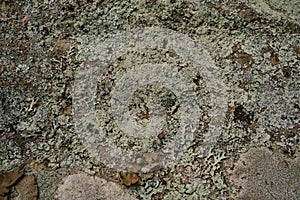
(54, 173, 137, 200)
(228, 147, 300, 200)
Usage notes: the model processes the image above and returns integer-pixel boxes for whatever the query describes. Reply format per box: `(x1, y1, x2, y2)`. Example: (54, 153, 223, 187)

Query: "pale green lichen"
(0, 0, 299, 199)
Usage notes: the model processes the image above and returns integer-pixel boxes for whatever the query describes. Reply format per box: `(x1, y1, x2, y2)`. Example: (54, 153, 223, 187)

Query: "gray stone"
(54, 173, 137, 200)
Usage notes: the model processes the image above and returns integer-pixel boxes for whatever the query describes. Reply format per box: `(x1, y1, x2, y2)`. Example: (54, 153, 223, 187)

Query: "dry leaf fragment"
(119, 172, 139, 186)
(21, 14, 29, 24)
(63, 104, 72, 116)
(0, 170, 24, 197)
(52, 39, 77, 57)
(157, 131, 165, 139)
(12, 175, 38, 200)
(27, 160, 47, 172)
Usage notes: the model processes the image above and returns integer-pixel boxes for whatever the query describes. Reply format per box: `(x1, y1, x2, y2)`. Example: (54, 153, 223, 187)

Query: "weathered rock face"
(54, 173, 137, 200)
(228, 147, 300, 200)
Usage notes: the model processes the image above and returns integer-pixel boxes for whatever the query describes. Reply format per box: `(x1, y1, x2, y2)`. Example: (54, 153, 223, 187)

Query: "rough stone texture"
(54, 173, 137, 200)
(228, 147, 300, 200)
